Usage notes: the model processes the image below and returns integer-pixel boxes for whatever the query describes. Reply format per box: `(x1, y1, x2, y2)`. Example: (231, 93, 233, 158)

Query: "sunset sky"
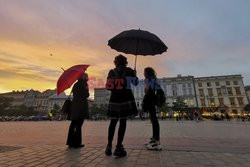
(0, 0, 250, 95)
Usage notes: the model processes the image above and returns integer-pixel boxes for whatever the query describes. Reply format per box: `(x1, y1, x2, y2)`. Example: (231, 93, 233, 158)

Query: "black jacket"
(143, 79, 157, 110)
(70, 79, 89, 120)
(106, 66, 138, 118)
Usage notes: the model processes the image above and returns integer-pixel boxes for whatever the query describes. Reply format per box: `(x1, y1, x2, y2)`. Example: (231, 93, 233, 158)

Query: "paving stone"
(1, 121, 250, 166)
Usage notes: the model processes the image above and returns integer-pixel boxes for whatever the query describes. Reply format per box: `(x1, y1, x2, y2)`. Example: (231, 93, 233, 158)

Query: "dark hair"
(78, 73, 88, 82)
(114, 54, 128, 67)
(144, 67, 156, 79)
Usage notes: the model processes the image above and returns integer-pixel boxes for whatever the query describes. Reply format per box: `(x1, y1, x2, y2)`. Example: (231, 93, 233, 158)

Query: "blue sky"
(0, 0, 250, 93)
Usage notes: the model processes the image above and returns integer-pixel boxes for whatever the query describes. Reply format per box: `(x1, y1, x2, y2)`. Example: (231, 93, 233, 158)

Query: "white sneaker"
(146, 141, 162, 150)
(144, 138, 155, 146)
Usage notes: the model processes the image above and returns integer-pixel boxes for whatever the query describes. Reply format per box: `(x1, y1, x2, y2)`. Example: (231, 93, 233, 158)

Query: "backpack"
(155, 85, 166, 108)
(61, 91, 72, 120)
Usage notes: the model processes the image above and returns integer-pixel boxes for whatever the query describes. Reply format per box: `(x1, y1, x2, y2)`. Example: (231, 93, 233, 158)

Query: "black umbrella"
(108, 29, 168, 70)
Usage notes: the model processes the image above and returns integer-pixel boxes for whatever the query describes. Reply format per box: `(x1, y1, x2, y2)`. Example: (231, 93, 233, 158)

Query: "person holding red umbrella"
(66, 73, 89, 148)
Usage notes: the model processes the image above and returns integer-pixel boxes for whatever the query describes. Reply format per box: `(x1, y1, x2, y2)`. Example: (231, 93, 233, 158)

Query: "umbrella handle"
(134, 55, 137, 71)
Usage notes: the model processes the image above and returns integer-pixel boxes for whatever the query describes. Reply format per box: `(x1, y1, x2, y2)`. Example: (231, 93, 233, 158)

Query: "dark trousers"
(148, 106, 160, 141)
(108, 118, 127, 147)
(66, 119, 84, 146)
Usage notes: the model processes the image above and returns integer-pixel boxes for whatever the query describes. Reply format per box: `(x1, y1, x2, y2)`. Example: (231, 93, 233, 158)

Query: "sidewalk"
(0, 121, 250, 167)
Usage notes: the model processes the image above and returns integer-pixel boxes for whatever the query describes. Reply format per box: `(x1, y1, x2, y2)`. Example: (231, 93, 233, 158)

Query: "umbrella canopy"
(56, 64, 89, 95)
(108, 29, 168, 69)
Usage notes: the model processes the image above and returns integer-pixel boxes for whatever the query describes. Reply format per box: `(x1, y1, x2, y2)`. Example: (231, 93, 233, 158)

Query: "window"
(188, 88, 192, 95)
(234, 87, 241, 95)
(198, 83, 202, 87)
(199, 89, 204, 96)
(216, 88, 222, 96)
(233, 81, 238, 85)
(218, 98, 224, 105)
(200, 98, 206, 106)
(226, 81, 230, 85)
(229, 97, 235, 105)
(237, 97, 244, 105)
(182, 84, 186, 88)
(207, 82, 211, 87)
(210, 98, 215, 106)
(208, 88, 213, 96)
(173, 90, 177, 96)
(172, 84, 177, 89)
(221, 86, 227, 95)
(215, 82, 220, 86)
(183, 89, 187, 95)
(188, 83, 191, 87)
(227, 87, 233, 95)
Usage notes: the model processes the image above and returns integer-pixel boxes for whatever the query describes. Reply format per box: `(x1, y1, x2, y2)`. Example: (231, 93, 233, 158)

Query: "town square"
(1, 0, 250, 166)
(1, 120, 250, 167)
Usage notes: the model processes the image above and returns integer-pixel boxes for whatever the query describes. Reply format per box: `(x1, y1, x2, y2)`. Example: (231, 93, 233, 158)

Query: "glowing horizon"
(1, 0, 250, 94)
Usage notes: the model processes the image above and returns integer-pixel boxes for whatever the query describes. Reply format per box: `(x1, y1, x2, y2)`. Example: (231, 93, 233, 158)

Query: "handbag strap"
(67, 89, 73, 100)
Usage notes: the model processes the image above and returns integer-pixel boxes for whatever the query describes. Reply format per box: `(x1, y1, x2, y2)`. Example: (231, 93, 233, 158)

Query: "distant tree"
(0, 97, 13, 116)
(158, 102, 170, 113)
(6, 105, 39, 116)
(172, 97, 188, 112)
(51, 104, 61, 116)
(244, 103, 250, 112)
(0, 97, 13, 112)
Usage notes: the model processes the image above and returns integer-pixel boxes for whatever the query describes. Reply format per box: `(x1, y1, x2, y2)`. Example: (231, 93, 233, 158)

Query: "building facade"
(94, 88, 111, 107)
(94, 74, 248, 114)
(94, 75, 198, 109)
(195, 75, 248, 114)
(0, 90, 34, 109)
(23, 90, 40, 107)
(245, 86, 250, 103)
(33, 89, 56, 113)
(131, 75, 198, 110)
(48, 92, 68, 112)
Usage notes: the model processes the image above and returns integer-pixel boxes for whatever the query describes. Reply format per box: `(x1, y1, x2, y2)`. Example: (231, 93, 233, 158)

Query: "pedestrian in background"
(194, 111, 199, 123)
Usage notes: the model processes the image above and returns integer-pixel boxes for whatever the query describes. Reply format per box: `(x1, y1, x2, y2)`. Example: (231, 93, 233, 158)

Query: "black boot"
(105, 145, 112, 156)
(113, 145, 127, 157)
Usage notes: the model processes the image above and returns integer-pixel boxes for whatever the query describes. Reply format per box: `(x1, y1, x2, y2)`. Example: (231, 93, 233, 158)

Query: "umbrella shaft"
(134, 55, 138, 70)
(134, 39, 139, 70)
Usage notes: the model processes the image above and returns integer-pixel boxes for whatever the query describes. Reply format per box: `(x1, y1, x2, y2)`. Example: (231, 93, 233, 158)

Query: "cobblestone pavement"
(1, 120, 250, 166)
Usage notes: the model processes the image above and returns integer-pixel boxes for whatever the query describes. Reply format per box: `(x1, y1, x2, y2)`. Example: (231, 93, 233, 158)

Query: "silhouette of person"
(143, 67, 162, 150)
(66, 73, 89, 148)
(105, 54, 138, 157)
(226, 112, 230, 121)
(194, 111, 199, 122)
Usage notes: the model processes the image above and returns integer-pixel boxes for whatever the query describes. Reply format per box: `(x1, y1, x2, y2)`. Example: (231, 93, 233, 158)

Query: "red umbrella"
(56, 64, 89, 95)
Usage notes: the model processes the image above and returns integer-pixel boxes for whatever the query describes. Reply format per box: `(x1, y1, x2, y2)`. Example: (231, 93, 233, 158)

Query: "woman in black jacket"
(105, 54, 138, 157)
(143, 67, 162, 150)
(66, 73, 89, 148)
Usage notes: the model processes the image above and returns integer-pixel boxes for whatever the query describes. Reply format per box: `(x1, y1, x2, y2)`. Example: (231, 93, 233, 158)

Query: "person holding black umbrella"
(105, 54, 138, 157)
